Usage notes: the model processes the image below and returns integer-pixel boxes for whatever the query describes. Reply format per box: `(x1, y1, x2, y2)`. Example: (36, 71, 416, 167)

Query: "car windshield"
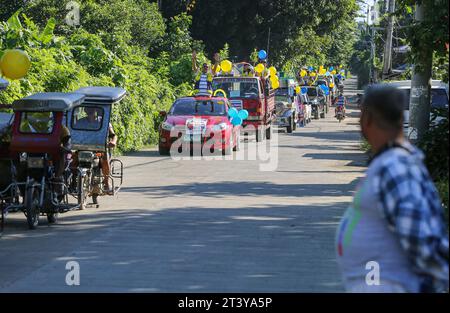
(170, 99, 227, 116)
(19, 112, 55, 134)
(307, 88, 318, 97)
(431, 89, 449, 109)
(212, 78, 259, 99)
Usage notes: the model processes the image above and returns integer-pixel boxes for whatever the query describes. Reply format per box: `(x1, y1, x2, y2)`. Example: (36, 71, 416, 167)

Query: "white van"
(386, 80, 449, 138)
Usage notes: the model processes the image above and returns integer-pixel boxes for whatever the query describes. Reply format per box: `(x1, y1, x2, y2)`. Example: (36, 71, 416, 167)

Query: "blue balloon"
(319, 84, 327, 90)
(329, 66, 334, 71)
(301, 87, 308, 94)
(238, 109, 249, 120)
(337, 74, 342, 80)
(325, 71, 331, 76)
(228, 107, 239, 118)
(308, 66, 314, 71)
(258, 50, 267, 60)
(231, 116, 243, 126)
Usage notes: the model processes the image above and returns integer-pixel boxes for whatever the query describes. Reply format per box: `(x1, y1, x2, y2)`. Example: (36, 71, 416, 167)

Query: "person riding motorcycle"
(71, 107, 118, 194)
(334, 94, 347, 118)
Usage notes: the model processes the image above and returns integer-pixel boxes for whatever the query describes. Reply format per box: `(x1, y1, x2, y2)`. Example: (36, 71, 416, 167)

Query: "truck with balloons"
(212, 53, 276, 142)
(212, 74, 275, 142)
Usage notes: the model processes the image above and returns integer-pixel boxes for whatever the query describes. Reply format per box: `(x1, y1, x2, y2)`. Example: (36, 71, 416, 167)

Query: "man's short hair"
(361, 84, 406, 131)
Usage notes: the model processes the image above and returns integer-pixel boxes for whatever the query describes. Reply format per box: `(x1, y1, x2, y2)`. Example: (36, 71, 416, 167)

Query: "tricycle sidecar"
(69, 87, 126, 208)
(2, 92, 86, 229)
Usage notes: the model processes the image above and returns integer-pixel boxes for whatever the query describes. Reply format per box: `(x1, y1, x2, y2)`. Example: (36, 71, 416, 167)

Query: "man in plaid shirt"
(336, 85, 448, 292)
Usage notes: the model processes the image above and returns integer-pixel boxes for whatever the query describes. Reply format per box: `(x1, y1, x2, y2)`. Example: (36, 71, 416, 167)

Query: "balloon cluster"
(0, 49, 31, 80)
(228, 107, 249, 126)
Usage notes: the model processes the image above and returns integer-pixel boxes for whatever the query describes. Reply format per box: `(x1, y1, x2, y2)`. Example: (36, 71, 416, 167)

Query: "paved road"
(0, 77, 367, 292)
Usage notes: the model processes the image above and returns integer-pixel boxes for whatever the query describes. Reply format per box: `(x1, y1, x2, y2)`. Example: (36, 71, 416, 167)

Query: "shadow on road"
(121, 180, 361, 199)
(1, 202, 348, 292)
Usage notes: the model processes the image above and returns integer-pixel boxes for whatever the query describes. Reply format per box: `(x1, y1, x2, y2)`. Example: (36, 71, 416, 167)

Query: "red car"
(158, 95, 240, 155)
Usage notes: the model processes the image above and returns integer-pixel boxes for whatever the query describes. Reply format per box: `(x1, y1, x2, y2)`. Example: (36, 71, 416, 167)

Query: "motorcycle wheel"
(25, 184, 40, 229)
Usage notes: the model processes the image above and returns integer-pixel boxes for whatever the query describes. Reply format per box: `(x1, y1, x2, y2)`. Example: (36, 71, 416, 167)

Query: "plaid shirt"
(373, 141, 449, 292)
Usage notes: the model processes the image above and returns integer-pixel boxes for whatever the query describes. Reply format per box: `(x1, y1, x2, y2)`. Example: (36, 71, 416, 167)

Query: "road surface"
(0, 77, 367, 292)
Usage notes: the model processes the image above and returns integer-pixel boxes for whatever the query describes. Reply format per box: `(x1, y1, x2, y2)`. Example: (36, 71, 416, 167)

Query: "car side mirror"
(159, 111, 167, 117)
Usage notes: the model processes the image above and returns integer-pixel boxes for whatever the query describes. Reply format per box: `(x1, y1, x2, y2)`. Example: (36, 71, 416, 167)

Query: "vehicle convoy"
(273, 78, 298, 133)
(305, 86, 326, 119)
(212, 75, 275, 142)
(0, 92, 86, 229)
(69, 87, 126, 208)
(158, 95, 241, 156)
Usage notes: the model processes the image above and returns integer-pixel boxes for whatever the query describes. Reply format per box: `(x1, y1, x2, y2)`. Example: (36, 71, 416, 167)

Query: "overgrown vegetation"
(418, 110, 449, 220)
(0, 3, 199, 152)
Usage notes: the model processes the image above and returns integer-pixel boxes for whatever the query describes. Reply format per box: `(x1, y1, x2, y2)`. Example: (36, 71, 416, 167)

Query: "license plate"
(184, 134, 201, 142)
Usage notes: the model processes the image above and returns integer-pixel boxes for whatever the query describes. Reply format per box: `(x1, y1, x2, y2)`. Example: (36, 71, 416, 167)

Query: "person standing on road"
(336, 84, 449, 293)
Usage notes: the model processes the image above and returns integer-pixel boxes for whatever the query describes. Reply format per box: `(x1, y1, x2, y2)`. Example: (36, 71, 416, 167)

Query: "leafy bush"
(1, 11, 197, 152)
(418, 110, 449, 224)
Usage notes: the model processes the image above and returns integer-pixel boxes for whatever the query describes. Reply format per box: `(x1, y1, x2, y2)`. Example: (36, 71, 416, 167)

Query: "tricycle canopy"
(12, 92, 85, 112)
(75, 87, 126, 104)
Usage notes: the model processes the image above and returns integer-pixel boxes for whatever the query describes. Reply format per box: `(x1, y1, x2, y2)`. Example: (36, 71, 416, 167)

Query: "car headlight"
(212, 123, 228, 131)
(27, 157, 45, 169)
(161, 122, 174, 131)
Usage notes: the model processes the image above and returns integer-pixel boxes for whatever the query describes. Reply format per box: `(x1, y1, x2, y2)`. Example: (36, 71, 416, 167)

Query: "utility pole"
(408, 2, 433, 142)
(382, 0, 395, 79)
(267, 27, 271, 58)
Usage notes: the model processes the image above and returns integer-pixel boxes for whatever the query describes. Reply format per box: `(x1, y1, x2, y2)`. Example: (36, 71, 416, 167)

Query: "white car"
(386, 80, 449, 139)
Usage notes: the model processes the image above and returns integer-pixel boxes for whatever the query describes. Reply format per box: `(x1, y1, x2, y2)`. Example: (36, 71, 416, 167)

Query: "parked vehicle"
(159, 95, 241, 155)
(212, 76, 275, 142)
(1, 92, 86, 229)
(273, 78, 298, 133)
(386, 80, 449, 138)
(306, 86, 326, 119)
(69, 87, 126, 208)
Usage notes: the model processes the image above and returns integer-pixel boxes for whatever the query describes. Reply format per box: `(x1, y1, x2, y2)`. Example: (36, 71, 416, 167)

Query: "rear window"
(307, 88, 317, 96)
(72, 106, 104, 131)
(212, 78, 260, 99)
(19, 112, 55, 134)
(399, 88, 448, 110)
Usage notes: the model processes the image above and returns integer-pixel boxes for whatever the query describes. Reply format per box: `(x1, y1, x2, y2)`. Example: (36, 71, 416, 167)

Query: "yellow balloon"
(295, 86, 301, 94)
(0, 49, 31, 80)
(331, 70, 336, 75)
(300, 70, 307, 77)
(269, 66, 277, 77)
(310, 71, 317, 77)
(319, 68, 326, 75)
(255, 63, 265, 74)
(214, 64, 221, 73)
(270, 74, 278, 82)
(271, 79, 279, 89)
(329, 82, 335, 88)
(220, 60, 232, 73)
